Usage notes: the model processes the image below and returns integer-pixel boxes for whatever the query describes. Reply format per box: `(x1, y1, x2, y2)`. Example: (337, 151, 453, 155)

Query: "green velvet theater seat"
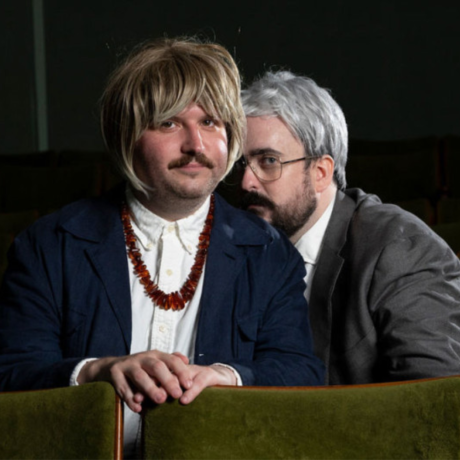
(143, 376, 460, 459)
(0, 382, 122, 460)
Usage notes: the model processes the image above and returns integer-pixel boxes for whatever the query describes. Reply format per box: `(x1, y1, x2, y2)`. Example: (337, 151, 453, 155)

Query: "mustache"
(168, 152, 215, 170)
(240, 191, 276, 211)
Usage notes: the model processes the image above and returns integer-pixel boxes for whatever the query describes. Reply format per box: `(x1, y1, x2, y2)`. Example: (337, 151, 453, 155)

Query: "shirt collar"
(295, 194, 336, 265)
(125, 186, 211, 255)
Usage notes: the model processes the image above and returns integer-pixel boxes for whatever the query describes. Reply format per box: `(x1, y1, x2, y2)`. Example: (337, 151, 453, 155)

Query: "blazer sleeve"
(369, 232, 460, 381)
(0, 228, 82, 391)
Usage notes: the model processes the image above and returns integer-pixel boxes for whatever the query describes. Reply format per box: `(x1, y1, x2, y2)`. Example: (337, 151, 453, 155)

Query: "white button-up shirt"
(126, 187, 208, 362)
(124, 187, 210, 453)
(295, 196, 336, 301)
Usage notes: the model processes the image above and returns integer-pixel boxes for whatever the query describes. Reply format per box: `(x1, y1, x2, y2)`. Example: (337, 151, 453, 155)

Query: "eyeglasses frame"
(238, 155, 316, 183)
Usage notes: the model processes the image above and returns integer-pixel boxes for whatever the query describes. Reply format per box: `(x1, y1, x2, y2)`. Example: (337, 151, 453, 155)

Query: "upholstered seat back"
(143, 376, 460, 459)
(0, 382, 122, 460)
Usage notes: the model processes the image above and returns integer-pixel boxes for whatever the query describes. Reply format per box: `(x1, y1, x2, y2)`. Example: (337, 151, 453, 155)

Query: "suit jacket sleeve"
(0, 226, 84, 390)
(369, 232, 460, 381)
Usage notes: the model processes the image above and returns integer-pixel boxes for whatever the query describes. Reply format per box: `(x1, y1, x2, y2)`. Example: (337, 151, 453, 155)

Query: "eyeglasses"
(236, 154, 314, 182)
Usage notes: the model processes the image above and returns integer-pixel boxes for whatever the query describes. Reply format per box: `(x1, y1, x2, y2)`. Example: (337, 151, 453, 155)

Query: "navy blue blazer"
(0, 189, 324, 390)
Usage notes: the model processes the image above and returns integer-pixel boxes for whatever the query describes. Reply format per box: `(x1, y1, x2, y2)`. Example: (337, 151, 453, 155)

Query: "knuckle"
(109, 366, 122, 382)
(131, 368, 146, 383)
(149, 359, 168, 375)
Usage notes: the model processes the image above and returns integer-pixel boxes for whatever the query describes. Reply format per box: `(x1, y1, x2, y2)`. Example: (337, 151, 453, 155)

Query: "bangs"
(139, 52, 236, 129)
(101, 37, 245, 195)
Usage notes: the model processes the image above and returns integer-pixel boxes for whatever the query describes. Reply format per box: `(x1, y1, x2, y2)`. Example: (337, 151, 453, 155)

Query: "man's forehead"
(245, 116, 302, 153)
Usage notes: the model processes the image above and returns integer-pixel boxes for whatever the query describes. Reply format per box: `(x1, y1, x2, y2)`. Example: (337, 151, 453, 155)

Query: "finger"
(179, 367, 215, 405)
(133, 392, 145, 404)
(143, 357, 184, 400)
(111, 357, 169, 405)
(110, 367, 144, 413)
(159, 353, 194, 390)
(172, 351, 190, 365)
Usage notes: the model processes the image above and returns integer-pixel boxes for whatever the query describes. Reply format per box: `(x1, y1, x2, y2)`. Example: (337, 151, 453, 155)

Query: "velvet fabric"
(0, 382, 120, 460)
(143, 376, 460, 459)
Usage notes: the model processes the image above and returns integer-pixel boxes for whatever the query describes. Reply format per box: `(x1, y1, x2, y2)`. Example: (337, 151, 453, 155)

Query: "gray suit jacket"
(309, 188, 460, 385)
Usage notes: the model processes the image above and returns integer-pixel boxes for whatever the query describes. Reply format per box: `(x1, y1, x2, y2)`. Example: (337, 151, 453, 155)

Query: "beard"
(241, 176, 317, 238)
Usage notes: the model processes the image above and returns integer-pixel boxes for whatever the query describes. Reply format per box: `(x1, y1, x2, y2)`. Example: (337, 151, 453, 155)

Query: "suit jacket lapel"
(62, 189, 132, 351)
(309, 190, 356, 383)
(86, 229, 132, 351)
(195, 195, 269, 362)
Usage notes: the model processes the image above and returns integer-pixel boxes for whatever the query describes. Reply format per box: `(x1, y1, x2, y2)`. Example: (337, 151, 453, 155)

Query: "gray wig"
(242, 71, 348, 190)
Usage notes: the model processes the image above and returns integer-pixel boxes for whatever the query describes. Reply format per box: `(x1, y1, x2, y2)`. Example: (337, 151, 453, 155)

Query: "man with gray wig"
(239, 70, 460, 385)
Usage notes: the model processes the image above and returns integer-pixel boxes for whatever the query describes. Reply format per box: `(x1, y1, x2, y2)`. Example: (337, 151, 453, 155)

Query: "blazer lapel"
(195, 195, 270, 362)
(85, 229, 132, 351)
(62, 190, 132, 351)
(309, 190, 356, 383)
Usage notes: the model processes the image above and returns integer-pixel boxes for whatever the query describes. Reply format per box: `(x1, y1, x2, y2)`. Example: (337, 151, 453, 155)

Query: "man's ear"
(311, 155, 335, 193)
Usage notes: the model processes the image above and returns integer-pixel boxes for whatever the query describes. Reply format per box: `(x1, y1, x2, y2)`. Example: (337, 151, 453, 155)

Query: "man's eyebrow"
(247, 148, 283, 157)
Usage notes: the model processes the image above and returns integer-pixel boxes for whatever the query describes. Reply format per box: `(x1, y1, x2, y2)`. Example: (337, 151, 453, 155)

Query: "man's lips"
(178, 162, 206, 169)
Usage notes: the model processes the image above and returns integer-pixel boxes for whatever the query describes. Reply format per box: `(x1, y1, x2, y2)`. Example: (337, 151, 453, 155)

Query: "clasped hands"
(78, 350, 237, 412)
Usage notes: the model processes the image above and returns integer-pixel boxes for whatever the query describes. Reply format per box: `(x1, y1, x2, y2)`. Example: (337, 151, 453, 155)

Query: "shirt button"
(166, 269, 173, 276)
(146, 242, 154, 250)
(187, 244, 192, 251)
(159, 324, 167, 333)
(167, 225, 174, 233)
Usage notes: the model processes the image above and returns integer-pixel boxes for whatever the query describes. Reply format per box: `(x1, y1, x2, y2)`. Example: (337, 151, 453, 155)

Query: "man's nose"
(241, 162, 261, 191)
(182, 127, 204, 154)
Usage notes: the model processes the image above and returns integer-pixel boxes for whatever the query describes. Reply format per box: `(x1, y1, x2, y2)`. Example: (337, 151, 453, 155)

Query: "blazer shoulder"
(341, 188, 451, 255)
(19, 187, 123, 245)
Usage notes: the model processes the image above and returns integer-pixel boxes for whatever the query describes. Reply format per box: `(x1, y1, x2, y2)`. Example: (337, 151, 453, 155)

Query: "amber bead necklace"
(121, 195, 215, 311)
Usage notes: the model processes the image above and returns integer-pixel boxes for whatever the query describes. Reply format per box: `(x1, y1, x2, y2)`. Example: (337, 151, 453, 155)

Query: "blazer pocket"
(236, 315, 259, 359)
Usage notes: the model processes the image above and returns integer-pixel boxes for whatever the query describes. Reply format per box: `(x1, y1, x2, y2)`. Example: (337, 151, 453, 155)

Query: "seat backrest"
(143, 376, 460, 459)
(0, 382, 122, 460)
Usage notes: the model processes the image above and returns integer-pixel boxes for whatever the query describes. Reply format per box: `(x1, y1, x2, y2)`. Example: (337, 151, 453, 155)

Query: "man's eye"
(202, 119, 215, 127)
(259, 156, 279, 168)
(160, 121, 175, 129)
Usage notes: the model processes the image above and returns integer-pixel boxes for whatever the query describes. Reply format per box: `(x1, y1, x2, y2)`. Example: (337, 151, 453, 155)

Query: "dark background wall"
(1, 0, 459, 154)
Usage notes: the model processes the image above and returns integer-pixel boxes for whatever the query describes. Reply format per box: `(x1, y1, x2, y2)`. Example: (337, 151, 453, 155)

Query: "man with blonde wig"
(0, 41, 324, 455)
(240, 70, 460, 385)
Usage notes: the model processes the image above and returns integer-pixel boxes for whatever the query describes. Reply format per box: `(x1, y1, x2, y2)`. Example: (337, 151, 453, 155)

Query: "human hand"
(78, 352, 238, 411)
(77, 350, 192, 412)
(179, 364, 237, 405)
